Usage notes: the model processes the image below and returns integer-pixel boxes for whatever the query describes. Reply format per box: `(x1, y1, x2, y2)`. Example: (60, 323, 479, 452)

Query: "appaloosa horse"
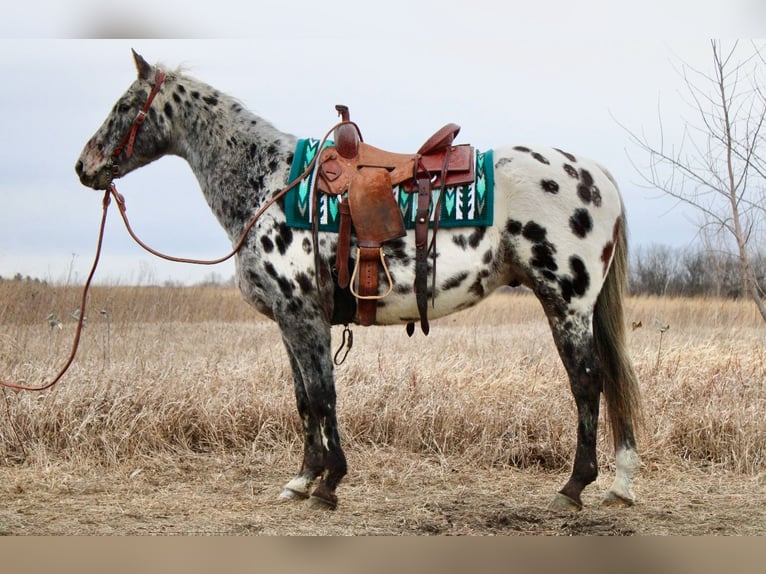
(76, 51, 642, 511)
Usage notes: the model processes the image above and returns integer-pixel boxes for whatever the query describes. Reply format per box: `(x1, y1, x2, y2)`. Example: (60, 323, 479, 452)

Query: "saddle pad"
(285, 138, 494, 232)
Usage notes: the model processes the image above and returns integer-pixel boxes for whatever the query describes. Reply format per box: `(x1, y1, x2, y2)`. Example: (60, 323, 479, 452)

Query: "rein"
(0, 190, 111, 391)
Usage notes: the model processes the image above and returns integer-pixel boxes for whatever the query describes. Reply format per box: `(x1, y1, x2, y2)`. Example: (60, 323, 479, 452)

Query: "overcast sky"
(0, 2, 761, 284)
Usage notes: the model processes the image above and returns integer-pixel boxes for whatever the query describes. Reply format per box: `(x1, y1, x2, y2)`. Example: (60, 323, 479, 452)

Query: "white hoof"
(278, 487, 309, 501)
(277, 476, 312, 501)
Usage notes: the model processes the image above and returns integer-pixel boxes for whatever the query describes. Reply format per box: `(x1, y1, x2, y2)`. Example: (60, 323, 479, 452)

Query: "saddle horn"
(334, 104, 360, 159)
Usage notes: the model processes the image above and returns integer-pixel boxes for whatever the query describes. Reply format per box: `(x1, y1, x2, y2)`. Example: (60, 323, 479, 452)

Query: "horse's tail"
(594, 211, 643, 448)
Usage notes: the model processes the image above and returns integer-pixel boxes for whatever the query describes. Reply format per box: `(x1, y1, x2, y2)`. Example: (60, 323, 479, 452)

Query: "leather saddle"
(314, 105, 475, 335)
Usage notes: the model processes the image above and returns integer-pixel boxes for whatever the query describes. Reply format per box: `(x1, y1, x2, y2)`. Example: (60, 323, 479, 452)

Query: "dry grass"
(1, 284, 764, 481)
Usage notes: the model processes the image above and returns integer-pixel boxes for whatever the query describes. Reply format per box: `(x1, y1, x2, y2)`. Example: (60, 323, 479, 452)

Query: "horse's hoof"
(308, 484, 338, 510)
(278, 487, 309, 502)
(548, 493, 583, 512)
(601, 490, 635, 508)
(308, 495, 338, 510)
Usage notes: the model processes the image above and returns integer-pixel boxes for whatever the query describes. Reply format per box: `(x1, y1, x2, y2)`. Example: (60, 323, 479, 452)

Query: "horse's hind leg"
(545, 312, 602, 512)
(275, 317, 347, 509)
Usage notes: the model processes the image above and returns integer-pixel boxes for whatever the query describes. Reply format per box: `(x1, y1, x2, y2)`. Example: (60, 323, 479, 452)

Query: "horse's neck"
(169, 76, 296, 238)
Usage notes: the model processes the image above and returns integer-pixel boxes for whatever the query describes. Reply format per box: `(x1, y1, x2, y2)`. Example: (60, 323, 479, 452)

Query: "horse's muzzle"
(75, 160, 112, 190)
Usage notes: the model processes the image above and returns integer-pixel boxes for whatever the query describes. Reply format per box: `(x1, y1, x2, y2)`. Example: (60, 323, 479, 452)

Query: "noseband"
(108, 69, 166, 180)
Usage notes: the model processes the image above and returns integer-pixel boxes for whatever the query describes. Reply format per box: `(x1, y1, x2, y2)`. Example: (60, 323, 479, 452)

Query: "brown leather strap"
(427, 145, 451, 297)
(414, 177, 432, 335)
(336, 200, 352, 288)
(356, 246, 381, 326)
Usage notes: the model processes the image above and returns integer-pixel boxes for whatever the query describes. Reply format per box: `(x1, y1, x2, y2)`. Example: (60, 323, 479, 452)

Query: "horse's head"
(76, 50, 171, 190)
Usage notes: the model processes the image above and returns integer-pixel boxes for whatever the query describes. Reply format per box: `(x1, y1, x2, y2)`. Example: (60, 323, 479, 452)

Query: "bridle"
(107, 70, 167, 181)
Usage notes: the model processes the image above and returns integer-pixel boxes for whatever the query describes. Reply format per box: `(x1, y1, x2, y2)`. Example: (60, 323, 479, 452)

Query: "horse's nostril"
(75, 160, 84, 176)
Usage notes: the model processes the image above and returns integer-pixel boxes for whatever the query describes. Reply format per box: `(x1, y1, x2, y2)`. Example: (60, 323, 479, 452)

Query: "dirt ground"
(1, 448, 764, 535)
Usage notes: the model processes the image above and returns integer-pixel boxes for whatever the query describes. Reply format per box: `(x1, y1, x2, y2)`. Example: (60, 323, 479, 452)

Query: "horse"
(76, 50, 642, 512)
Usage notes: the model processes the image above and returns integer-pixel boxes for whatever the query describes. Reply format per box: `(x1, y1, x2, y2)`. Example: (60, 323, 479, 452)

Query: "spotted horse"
(76, 51, 642, 512)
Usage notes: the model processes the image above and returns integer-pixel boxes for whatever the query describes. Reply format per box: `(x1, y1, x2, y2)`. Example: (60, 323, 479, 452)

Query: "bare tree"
(623, 40, 766, 321)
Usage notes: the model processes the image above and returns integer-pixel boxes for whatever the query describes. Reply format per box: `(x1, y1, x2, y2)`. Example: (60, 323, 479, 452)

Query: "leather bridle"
(107, 70, 167, 181)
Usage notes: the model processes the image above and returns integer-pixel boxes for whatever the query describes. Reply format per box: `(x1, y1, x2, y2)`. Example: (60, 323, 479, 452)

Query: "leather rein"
(0, 71, 334, 392)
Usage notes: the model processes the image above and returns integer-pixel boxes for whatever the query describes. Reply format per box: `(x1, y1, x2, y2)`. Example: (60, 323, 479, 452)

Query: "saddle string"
(333, 325, 354, 366)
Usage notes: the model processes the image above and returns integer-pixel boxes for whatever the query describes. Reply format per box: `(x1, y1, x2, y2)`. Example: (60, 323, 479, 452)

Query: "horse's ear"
(132, 49, 153, 81)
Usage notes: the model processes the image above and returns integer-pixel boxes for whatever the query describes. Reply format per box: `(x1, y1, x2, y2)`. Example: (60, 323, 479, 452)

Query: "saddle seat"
(314, 105, 475, 334)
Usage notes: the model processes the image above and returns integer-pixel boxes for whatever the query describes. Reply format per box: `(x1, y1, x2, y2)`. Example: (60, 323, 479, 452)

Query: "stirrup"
(349, 247, 394, 300)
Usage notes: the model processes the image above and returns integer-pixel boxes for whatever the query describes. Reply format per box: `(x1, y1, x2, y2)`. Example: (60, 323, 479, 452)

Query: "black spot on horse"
(172, 92, 182, 104)
(442, 271, 469, 291)
(531, 242, 558, 272)
(563, 164, 579, 179)
(176, 84, 186, 94)
(569, 208, 593, 238)
(295, 272, 314, 294)
(202, 95, 219, 107)
(469, 276, 485, 298)
(580, 169, 594, 187)
(264, 261, 278, 278)
(260, 235, 274, 253)
(577, 184, 592, 204)
(555, 148, 577, 162)
(495, 157, 513, 168)
(591, 187, 602, 207)
(264, 262, 294, 298)
(513, 146, 531, 152)
(541, 179, 560, 193)
(482, 249, 493, 265)
(506, 219, 523, 235)
(163, 102, 174, 119)
(386, 238, 410, 265)
(570, 256, 590, 296)
(452, 235, 468, 250)
(468, 227, 486, 249)
(191, 91, 200, 100)
(522, 221, 547, 243)
(274, 222, 294, 255)
(302, 237, 312, 254)
(532, 152, 550, 165)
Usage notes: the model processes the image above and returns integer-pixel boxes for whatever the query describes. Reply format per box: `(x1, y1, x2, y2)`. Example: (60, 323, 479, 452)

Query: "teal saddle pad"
(285, 138, 494, 232)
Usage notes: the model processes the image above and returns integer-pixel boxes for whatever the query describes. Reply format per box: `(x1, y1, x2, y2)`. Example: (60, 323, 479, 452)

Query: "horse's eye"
(117, 103, 131, 114)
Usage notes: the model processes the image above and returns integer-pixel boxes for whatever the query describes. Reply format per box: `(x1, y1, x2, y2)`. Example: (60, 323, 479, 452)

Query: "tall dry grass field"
(1, 282, 764, 481)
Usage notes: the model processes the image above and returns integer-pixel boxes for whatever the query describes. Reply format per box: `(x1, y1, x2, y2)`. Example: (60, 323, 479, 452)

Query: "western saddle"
(315, 105, 475, 335)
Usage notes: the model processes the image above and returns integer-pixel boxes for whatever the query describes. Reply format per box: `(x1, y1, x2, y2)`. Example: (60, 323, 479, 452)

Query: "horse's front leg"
(275, 312, 347, 509)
